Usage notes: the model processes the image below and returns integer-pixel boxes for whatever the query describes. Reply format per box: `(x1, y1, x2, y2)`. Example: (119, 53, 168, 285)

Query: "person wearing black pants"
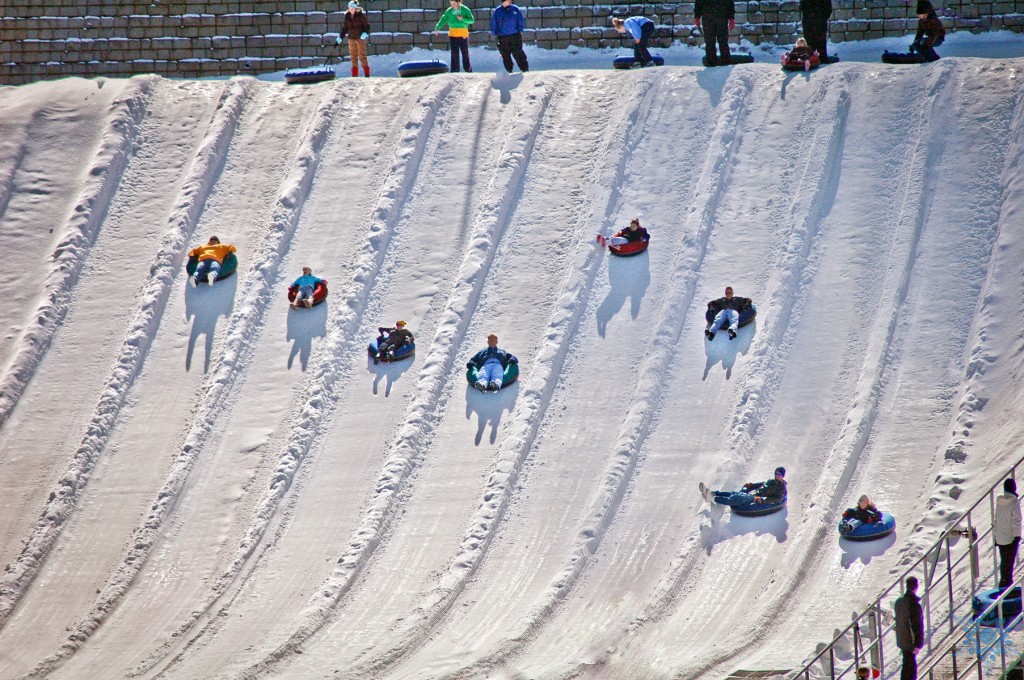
(995, 478, 1022, 588)
(800, 0, 832, 62)
(694, 0, 735, 66)
(612, 16, 656, 67)
(491, 0, 529, 73)
(894, 576, 924, 680)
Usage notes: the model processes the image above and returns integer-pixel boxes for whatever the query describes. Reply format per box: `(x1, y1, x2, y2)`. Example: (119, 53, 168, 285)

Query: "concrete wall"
(2, 0, 1022, 84)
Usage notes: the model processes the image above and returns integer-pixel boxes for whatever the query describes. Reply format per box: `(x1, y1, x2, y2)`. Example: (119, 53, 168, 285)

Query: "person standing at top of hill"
(799, 0, 833, 63)
(694, 0, 735, 66)
(611, 16, 657, 67)
(491, 0, 529, 74)
(910, 0, 945, 62)
(436, 0, 476, 73)
(339, 1, 371, 77)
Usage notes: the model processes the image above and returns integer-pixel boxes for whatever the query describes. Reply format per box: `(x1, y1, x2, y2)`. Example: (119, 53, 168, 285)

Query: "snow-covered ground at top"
(0, 32, 1022, 680)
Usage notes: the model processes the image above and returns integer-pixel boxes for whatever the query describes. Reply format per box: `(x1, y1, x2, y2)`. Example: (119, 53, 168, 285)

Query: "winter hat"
(915, 0, 933, 13)
(1005, 478, 1017, 494)
(396, 320, 406, 328)
(348, 1, 360, 9)
(774, 466, 786, 478)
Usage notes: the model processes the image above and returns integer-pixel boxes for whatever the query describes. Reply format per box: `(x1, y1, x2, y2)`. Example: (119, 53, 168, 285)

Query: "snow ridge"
(239, 78, 554, 679)
(0, 129, 26, 227)
(0, 76, 154, 432)
(7, 79, 253, 676)
(353, 74, 663, 676)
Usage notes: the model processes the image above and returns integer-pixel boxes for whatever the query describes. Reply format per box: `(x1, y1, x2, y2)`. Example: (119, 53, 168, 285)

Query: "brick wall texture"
(1, 0, 1022, 84)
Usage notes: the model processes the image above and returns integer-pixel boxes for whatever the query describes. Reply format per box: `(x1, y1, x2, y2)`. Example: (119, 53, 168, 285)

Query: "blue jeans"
(479, 359, 504, 386)
(713, 491, 755, 507)
(295, 284, 314, 301)
(449, 36, 471, 72)
(709, 308, 739, 333)
(194, 259, 221, 282)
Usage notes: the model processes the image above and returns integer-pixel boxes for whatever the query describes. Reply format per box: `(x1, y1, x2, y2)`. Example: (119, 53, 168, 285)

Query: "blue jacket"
(490, 4, 525, 35)
(467, 346, 518, 369)
(292, 274, 323, 288)
(623, 16, 653, 40)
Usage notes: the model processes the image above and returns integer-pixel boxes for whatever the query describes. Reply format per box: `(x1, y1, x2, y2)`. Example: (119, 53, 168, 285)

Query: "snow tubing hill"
(882, 51, 932, 64)
(284, 65, 337, 84)
(368, 336, 415, 362)
(732, 496, 786, 517)
(610, 238, 650, 257)
(612, 54, 665, 69)
(185, 252, 238, 281)
(838, 512, 896, 542)
(705, 303, 757, 328)
(287, 280, 329, 307)
(972, 587, 1023, 627)
(466, 362, 519, 390)
(397, 60, 449, 77)
(702, 53, 755, 67)
(781, 51, 821, 71)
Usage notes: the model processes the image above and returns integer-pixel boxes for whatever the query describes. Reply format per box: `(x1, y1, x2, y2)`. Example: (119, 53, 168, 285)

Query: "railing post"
(853, 621, 862, 677)
(975, 622, 983, 680)
(947, 532, 957, 636)
(830, 646, 836, 680)
(874, 599, 885, 676)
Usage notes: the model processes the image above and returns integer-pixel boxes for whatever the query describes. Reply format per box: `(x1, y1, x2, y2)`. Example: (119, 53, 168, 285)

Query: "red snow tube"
(781, 51, 821, 71)
(610, 238, 650, 257)
(288, 280, 329, 307)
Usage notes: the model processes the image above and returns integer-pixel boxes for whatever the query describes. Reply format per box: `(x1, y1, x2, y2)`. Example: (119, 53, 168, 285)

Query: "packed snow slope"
(1, 58, 1023, 680)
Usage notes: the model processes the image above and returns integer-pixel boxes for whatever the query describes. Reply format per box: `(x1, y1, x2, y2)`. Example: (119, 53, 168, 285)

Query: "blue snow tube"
(612, 54, 665, 70)
(367, 335, 415, 362)
(186, 252, 238, 282)
(284, 65, 336, 84)
(466, 362, 519, 390)
(732, 496, 787, 517)
(972, 587, 1023, 627)
(705, 303, 757, 328)
(839, 512, 896, 542)
(398, 60, 449, 78)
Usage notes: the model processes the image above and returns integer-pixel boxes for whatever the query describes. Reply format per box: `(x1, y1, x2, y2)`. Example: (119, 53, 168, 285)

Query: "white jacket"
(993, 492, 1022, 545)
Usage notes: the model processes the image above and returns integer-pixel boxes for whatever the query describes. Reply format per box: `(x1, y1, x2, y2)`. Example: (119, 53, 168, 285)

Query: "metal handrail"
(791, 456, 1024, 679)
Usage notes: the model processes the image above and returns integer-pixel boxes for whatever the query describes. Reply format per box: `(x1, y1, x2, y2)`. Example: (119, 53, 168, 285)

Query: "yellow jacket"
(188, 242, 236, 263)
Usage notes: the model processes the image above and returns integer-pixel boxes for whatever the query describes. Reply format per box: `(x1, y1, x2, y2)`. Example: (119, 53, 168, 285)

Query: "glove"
(509, 357, 518, 365)
(360, 32, 368, 40)
(694, 17, 701, 27)
(729, 19, 735, 30)
(336, 36, 343, 45)
(466, 362, 474, 369)
(909, 40, 921, 52)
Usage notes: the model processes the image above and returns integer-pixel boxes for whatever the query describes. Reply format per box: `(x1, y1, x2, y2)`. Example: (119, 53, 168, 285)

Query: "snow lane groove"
(433, 69, 759, 678)
(239, 77, 554, 679)
(0, 76, 154, 432)
(351, 73, 662, 677)
(689, 63, 961, 679)
(6, 79, 255, 677)
(124, 78, 455, 679)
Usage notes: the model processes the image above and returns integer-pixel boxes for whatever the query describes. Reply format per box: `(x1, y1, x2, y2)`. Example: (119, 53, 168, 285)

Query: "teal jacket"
(436, 5, 475, 32)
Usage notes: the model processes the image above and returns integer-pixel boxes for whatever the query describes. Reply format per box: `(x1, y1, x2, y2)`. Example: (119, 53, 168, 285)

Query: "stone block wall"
(1, 0, 1021, 84)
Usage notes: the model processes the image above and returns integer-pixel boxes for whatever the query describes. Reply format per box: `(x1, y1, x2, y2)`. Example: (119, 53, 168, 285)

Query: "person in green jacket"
(435, 0, 475, 72)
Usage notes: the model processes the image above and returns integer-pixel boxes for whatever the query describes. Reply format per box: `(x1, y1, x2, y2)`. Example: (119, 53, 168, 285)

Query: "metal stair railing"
(790, 456, 1024, 680)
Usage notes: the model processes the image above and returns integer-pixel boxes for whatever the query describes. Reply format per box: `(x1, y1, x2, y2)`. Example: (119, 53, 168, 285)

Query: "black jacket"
(379, 326, 413, 343)
(894, 592, 924, 651)
(843, 506, 882, 523)
(799, 0, 833, 18)
(615, 226, 650, 243)
(694, 0, 735, 21)
(708, 295, 753, 314)
(914, 11, 945, 47)
(742, 477, 787, 503)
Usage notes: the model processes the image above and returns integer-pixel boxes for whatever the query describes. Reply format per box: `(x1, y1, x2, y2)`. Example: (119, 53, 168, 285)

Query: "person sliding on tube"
(467, 333, 518, 391)
(374, 320, 413, 364)
(840, 494, 883, 534)
(291, 267, 324, 309)
(188, 235, 236, 287)
(705, 286, 752, 341)
(702, 467, 787, 507)
(599, 218, 649, 247)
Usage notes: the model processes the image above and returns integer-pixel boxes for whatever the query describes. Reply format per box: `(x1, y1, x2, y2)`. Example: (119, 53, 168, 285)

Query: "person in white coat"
(994, 477, 1022, 588)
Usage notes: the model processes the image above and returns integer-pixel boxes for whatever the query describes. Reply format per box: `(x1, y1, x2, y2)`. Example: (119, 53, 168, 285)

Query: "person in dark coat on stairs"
(894, 576, 924, 680)
(694, 0, 735, 66)
(799, 0, 833, 62)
